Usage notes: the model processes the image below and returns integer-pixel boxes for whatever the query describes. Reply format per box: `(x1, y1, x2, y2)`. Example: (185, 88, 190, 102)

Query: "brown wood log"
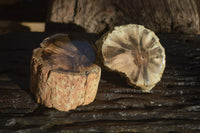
(46, 0, 199, 34)
(30, 34, 101, 111)
(196, 0, 200, 32)
(96, 24, 166, 92)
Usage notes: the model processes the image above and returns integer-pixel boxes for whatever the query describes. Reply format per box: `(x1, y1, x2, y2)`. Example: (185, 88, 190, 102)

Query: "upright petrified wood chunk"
(96, 24, 166, 92)
(30, 34, 101, 111)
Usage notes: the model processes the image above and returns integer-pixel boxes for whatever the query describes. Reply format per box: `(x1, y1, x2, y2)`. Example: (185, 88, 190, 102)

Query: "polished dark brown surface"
(0, 32, 200, 132)
(40, 34, 96, 72)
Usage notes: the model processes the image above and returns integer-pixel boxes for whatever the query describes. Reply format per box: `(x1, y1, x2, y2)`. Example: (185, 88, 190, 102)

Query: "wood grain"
(47, 0, 199, 34)
(0, 32, 199, 132)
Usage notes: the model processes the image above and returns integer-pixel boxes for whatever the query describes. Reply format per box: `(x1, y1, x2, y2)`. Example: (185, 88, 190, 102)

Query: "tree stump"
(30, 34, 101, 111)
(46, 0, 199, 34)
(96, 24, 166, 92)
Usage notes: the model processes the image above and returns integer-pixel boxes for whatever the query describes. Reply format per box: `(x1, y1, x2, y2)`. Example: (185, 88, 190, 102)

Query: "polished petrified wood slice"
(96, 24, 166, 92)
(30, 34, 101, 111)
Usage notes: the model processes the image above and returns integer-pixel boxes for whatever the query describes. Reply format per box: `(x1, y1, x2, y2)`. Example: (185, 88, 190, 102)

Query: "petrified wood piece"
(96, 24, 166, 92)
(0, 32, 200, 132)
(30, 34, 101, 111)
(47, 0, 199, 34)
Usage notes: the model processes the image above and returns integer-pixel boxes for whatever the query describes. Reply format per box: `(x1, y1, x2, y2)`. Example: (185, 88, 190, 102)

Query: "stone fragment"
(30, 34, 101, 111)
(96, 24, 166, 92)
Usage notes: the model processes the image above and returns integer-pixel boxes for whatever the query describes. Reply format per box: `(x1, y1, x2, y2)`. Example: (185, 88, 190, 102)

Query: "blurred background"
(0, 0, 48, 34)
(0, 0, 200, 35)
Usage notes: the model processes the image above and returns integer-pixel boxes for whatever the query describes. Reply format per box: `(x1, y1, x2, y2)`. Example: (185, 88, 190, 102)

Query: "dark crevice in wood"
(73, 0, 78, 22)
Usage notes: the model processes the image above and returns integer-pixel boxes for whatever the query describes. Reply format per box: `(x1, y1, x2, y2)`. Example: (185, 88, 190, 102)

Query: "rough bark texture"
(196, 0, 200, 32)
(0, 32, 200, 132)
(47, 0, 199, 34)
(30, 34, 101, 112)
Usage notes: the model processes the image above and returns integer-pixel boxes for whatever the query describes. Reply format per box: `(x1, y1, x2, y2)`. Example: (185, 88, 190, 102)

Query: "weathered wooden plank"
(0, 32, 199, 132)
(0, 89, 38, 114)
